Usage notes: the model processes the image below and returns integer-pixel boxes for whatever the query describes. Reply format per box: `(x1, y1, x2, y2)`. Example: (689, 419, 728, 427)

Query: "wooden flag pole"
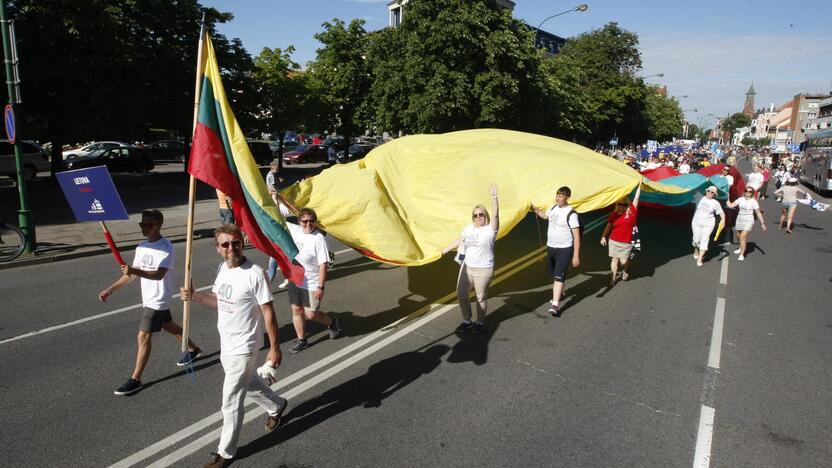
(181, 15, 207, 353)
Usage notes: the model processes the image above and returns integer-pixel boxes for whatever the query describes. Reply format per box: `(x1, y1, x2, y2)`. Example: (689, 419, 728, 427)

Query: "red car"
(282, 144, 328, 165)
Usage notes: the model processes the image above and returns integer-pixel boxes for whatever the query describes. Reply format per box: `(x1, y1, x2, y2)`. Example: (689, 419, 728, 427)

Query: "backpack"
(549, 205, 582, 241)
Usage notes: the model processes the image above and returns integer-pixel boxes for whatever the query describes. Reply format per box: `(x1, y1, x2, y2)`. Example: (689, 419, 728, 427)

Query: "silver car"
(0, 140, 50, 180)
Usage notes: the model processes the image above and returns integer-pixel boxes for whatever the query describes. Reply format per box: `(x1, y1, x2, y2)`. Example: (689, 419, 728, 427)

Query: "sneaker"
(455, 321, 473, 333)
(114, 378, 143, 396)
(327, 251, 335, 268)
(328, 315, 341, 339)
(177, 347, 203, 366)
(621, 271, 629, 281)
(697, 259, 703, 267)
(204, 452, 231, 468)
(470, 322, 485, 335)
(548, 303, 560, 317)
(265, 398, 289, 432)
(733, 248, 741, 254)
(277, 279, 289, 289)
(738, 254, 745, 261)
(289, 339, 309, 354)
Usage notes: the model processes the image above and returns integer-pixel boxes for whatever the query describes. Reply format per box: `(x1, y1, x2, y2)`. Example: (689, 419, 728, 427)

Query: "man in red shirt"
(600, 180, 642, 286)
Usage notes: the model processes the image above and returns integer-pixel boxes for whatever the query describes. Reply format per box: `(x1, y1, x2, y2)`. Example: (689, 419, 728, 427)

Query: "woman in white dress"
(691, 186, 726, 267)
(441, 183, 499, 335)
(726, 186, 767, 261)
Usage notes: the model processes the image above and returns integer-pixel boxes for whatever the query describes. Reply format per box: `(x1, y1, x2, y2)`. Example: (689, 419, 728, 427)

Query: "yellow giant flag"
(281, 129, 687, 266)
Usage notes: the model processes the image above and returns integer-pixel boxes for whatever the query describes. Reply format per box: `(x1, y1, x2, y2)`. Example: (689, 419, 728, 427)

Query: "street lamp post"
(641, 73, 664, 80)
(534, 4, 588, 49)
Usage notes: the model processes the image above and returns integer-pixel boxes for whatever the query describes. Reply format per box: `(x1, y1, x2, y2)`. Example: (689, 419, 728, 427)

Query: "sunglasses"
(299, 219, 316, 225)
(218, 240, 242, 249)
(744, 190, 754, 193)
(472, 213, 486, 218)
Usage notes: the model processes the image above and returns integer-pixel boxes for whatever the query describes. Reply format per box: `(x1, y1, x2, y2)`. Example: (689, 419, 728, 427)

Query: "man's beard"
(224, 253, 245, 268)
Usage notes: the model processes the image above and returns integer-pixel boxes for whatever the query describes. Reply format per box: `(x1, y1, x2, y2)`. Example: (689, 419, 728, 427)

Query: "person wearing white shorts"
(691, 186, 725, 267)
(727, 186, 767, 260)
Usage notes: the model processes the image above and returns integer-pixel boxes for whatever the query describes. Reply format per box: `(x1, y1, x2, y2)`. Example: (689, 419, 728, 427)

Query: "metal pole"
(0, 0, 34, 254)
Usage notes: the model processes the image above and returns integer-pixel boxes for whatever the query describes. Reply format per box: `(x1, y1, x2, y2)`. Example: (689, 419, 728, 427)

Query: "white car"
(62, 141, 131, 160)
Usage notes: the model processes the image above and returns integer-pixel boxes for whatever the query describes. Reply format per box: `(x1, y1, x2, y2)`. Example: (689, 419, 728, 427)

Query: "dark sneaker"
(455, 321, 473, 333)
(114, 378, 143, 396)
(328, 315, 341, 339)
(204, 452, 231, 468)
(177, 348, 203, 366)
(548, 303, 560, 317)
(470, 322, 485, 335)
(265, 398, 289, 432)
(327, 251, 335, 268)
(289, 339, 309, 354)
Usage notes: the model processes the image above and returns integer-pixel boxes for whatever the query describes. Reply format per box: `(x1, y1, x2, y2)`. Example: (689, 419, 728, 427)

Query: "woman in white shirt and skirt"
(726, 186, 767, 261)
(442, 184, 499, 335)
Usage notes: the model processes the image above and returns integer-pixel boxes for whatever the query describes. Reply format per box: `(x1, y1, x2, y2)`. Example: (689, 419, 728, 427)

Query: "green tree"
(551, 22, 647, 145)
(720, 112, 752, 135)
(252, 46, 303, 163)
(6, 0, 252, 173)
(362, 0, 548, 135)
(644, 87, 684, 141)
(306, 18, 371, 153)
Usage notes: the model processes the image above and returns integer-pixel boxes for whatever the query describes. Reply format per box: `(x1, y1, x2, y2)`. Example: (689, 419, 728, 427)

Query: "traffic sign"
(4, 104, 16, 144)
(788, 143, 801, 153)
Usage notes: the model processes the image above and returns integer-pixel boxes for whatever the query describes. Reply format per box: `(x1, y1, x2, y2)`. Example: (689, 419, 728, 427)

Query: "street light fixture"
(641, 73, 664, 80)
(534, 4, 588, 48)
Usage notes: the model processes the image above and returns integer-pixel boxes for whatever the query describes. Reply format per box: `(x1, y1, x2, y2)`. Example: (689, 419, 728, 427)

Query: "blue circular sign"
(4, 105, 15, 144)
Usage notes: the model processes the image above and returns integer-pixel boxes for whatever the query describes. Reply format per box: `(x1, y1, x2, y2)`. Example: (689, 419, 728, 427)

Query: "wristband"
(317, 286, 324, 291)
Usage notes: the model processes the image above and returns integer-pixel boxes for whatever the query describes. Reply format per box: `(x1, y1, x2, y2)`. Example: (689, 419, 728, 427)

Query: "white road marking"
(707, 297, 725, 370)
(719, 257, 729, 285)
(0, 286, 214, 345)
(693, 405, 715, 468)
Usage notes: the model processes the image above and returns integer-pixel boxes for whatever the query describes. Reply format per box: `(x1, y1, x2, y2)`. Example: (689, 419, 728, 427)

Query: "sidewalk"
(0, 199, 219, 270)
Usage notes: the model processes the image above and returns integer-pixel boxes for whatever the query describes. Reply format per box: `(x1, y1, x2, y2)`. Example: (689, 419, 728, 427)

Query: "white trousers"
(691, 220, 715, 251)
(217, 353, 285, 459)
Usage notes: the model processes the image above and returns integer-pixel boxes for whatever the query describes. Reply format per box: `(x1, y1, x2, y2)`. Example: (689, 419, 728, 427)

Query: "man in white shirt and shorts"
(534, 186, 581, 317)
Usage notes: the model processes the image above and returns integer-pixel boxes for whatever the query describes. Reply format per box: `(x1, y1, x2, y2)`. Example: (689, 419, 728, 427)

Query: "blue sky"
(202, 0, 831, 129)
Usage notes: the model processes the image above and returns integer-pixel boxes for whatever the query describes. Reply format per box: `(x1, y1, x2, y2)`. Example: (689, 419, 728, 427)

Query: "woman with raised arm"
(727, 185, 767, 261)
(600, 179, 642, 285)
(441, 183, 499, 335)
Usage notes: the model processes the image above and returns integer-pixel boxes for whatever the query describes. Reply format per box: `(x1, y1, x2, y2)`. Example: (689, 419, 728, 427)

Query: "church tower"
(743, 83, 756, 117)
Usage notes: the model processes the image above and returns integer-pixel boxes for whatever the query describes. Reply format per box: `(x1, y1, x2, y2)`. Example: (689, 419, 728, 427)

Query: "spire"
(746, 82, 756, 95)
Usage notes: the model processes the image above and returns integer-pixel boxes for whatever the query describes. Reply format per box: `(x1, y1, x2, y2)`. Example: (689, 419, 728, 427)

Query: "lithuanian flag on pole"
(188, 33, 303, 284)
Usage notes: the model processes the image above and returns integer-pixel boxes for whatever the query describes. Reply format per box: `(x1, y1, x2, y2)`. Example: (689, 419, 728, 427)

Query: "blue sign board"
(788, 143, 801, 153)
(4, 104, 15, 144)
(56, 166, 129, 222)
(609, 137, 619, 146)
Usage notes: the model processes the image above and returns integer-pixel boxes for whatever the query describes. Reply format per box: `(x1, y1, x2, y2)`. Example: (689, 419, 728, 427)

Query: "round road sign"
(4, 105, 15, 144)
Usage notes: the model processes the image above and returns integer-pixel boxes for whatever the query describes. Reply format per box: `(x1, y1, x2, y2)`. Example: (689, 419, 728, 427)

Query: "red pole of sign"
(99, 221, 125, 265)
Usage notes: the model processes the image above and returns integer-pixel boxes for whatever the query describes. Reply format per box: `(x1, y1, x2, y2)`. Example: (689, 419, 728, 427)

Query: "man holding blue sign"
(99, 209, 202, 396)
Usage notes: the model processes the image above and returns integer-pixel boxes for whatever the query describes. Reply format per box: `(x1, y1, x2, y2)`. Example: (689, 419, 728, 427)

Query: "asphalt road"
(1, 166, 830, 467)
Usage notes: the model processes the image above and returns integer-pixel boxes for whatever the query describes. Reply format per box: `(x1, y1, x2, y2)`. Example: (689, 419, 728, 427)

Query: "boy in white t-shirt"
(533, 186, 581, 317)
(99, 209, 201, 396)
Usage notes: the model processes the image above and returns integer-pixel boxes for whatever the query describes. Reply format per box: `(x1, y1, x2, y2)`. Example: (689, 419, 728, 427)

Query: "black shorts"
(546, 247, 573, 283)
(140, 308, 172, 333)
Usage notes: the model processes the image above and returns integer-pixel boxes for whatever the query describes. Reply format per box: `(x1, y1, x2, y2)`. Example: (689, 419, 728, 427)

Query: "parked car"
(282, 144, 328, 165)
(65, 146, 154, 173)
(62, 141, 131, 160)
(247, 140, 276, 165)
(336, 144, 377, 163)
(0, 140, 50, 180)
(148, 139, 187, 161)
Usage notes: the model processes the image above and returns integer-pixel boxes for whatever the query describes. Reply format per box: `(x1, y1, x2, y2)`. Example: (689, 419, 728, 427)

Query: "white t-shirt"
(724, 174, 734, 187)
(546, 204, 580, 248)
(734, 197, 759, 216)
(747, 172, 764, 190)
(133, 238, 174, 310)
(212, 259, 272, 355)
(679, 163, 690, 174)
(693, 197, 723, 225)
(288, 223, 329, 290)
(460, 223, 496, 268)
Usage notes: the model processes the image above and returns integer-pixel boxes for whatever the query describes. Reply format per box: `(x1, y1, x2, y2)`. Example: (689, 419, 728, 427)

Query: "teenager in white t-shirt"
(285, 207, 340, 354)
(691, 186, 725, 267)
(533, 186, 581, 317)
(180, 224, 287, 467)
(727, 186, 767, 261)
(441, 183, 499, 335)
(99, 209, 202, 396)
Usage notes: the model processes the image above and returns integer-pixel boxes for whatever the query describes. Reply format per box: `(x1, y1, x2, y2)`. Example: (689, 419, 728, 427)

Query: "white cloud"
(639, 33, 832, 123)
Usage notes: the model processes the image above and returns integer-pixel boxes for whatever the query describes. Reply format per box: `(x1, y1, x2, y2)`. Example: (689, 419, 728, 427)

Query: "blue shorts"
(782, 201, 796, 209)
(546, 247, 573, 283)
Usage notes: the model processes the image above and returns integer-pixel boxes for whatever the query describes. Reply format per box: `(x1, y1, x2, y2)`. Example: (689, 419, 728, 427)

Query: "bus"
(799, 128, 832, 194)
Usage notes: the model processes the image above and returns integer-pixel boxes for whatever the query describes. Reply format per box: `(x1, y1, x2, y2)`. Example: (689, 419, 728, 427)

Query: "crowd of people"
(96, 145, 823, 468)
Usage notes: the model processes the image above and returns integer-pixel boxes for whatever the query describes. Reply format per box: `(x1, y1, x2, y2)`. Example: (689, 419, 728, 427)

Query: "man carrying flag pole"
(180, 20, 301, 467)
